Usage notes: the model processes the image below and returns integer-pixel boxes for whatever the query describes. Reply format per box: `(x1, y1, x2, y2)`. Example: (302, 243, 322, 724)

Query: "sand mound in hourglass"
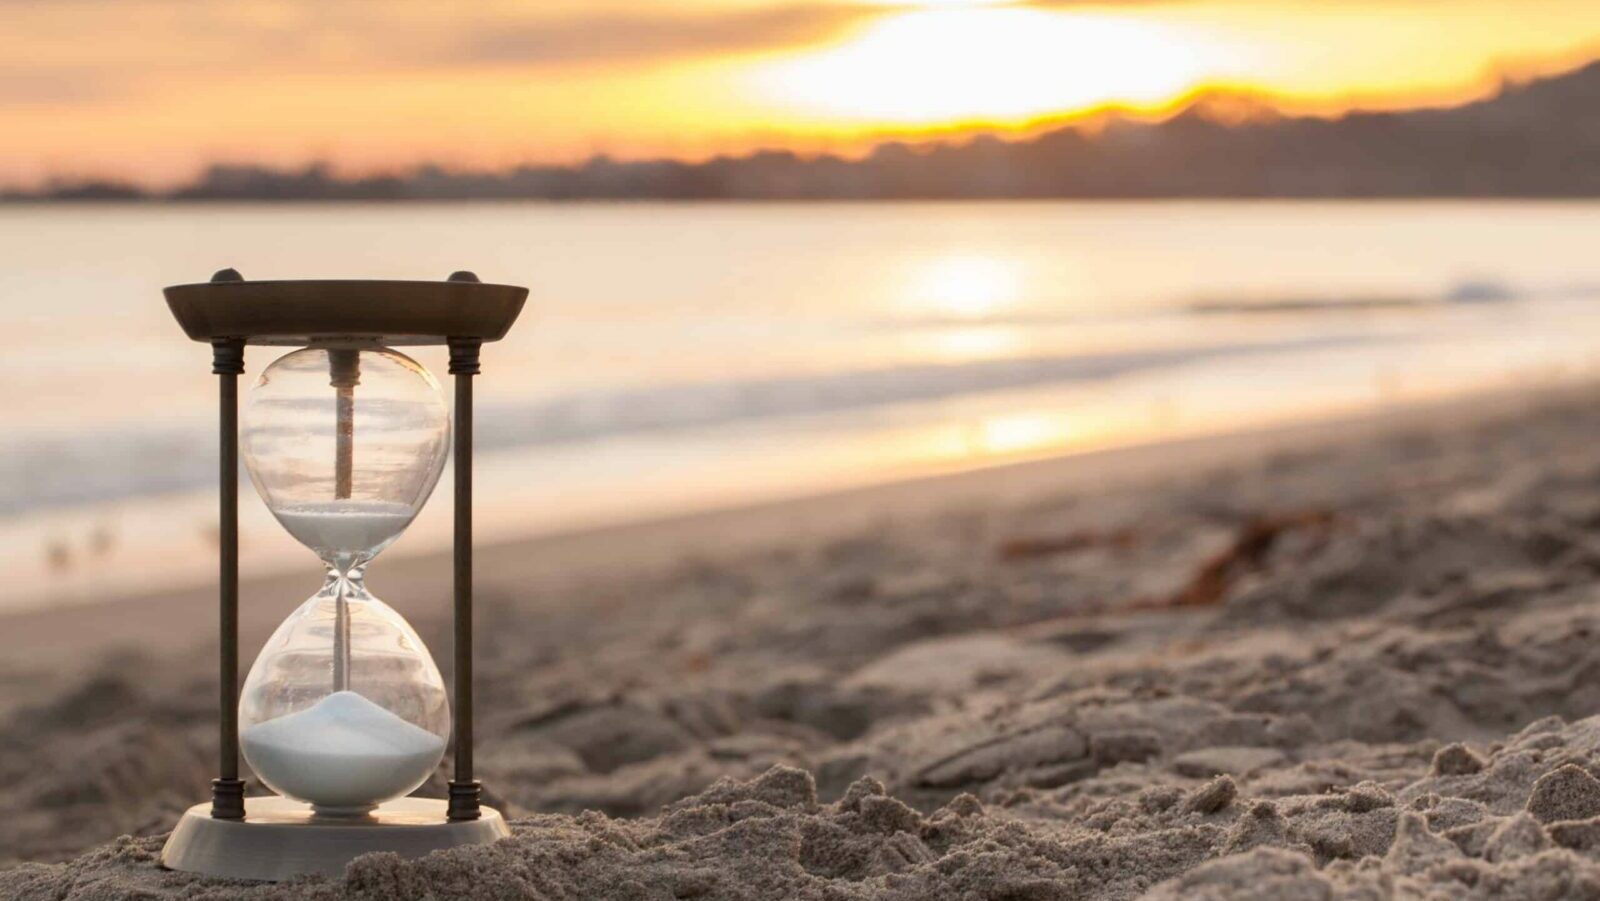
(241, 691, 447, 814)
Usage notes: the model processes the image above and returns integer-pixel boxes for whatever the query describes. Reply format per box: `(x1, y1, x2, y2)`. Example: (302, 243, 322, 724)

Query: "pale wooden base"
(160, 797, 508, 882)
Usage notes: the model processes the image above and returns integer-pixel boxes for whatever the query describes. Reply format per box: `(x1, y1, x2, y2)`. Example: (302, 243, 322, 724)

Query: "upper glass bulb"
(242, 345, 450, 570)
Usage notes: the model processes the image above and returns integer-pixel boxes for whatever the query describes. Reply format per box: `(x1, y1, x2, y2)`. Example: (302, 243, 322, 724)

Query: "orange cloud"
(453, 4, 875, 69)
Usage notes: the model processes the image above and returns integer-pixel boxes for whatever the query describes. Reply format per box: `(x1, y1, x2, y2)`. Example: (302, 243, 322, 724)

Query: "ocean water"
(5, 200, 1600, 610)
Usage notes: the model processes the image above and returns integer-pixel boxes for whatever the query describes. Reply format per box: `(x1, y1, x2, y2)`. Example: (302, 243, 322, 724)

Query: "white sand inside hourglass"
(272, 502, 417, 558)
(241, 691, 446, 813)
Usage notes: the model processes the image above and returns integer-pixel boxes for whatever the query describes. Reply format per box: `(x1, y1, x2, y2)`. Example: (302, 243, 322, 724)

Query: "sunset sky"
(4, 0, 1600, 187)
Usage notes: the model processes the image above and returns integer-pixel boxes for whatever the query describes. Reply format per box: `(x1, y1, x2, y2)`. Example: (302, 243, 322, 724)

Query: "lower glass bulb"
(239, 570, 450, 814)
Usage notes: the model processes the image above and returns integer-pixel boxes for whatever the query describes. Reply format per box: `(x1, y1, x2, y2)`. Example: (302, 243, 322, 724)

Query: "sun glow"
(751, 7, 1235, 125)
(8, 0, 1600, 183)
(854, 0, 1016, 6)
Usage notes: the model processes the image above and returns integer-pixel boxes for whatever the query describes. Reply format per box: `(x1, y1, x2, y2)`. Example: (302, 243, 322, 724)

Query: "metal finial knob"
(211, 268, 244, 283)
(447, 271, 480, 283)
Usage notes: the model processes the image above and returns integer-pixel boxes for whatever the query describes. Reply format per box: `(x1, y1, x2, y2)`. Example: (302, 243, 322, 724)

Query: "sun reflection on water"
(908, 253, 1023, 319)
(967, 411, 1074, 457)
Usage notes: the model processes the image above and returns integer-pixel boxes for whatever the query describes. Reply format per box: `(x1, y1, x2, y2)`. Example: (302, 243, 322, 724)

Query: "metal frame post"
(446, 321, 483, 821)
(210, 334, 246, 819)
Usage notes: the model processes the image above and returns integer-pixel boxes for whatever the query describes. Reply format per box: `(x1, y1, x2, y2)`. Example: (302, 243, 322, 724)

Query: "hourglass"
(160, 272, 527, 881)
(238, 345, 451, 815)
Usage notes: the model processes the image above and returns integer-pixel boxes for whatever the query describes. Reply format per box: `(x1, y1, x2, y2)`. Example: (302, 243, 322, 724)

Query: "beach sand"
(9, 385, 1600, 898)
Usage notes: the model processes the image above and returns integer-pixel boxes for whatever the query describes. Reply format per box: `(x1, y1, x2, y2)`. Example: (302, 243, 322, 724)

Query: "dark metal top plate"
(164, 279, 528, 346)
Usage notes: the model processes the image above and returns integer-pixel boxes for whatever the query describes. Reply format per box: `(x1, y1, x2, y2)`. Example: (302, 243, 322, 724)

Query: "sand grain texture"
(11, 391, 1600, 898)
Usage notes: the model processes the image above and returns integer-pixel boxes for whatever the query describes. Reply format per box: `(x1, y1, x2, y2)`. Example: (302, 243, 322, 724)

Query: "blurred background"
(5, 0, 1600, 610)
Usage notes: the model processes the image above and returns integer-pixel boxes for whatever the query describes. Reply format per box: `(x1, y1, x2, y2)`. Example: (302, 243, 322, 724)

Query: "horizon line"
(9, 47, 1598, 197)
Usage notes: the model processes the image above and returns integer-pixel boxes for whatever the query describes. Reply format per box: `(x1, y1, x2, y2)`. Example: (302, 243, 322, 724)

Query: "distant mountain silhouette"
(13, 59, 1600, 201)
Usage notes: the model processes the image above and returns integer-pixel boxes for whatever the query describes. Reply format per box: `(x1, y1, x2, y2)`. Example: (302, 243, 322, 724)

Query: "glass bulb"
(237, 345, 452, 815)
(241, 346, 450, 569)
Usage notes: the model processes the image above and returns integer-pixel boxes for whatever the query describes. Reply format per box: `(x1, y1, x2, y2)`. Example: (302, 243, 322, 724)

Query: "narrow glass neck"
(320, 562, 372, 600)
